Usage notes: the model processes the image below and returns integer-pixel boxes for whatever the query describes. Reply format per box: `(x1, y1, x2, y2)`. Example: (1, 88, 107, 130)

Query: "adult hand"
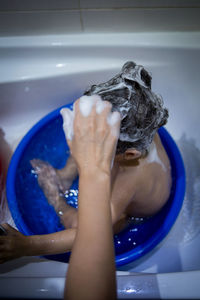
(61, 97, 121, 176)
(63, 96, 119, 300)
(0, 224, 28, 263)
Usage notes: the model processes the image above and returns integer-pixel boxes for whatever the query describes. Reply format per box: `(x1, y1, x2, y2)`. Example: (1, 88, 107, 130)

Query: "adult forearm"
(63, 97, 119, 300)
(24, 229, 76, 256)
(65, 171, 116, 300)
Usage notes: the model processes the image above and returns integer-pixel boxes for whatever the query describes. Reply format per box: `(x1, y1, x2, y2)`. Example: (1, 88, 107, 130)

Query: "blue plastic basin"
(6, 102, 186, 266)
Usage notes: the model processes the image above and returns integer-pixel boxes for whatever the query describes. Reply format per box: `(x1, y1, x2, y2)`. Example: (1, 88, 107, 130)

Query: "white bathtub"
(0, 32, 200, 299)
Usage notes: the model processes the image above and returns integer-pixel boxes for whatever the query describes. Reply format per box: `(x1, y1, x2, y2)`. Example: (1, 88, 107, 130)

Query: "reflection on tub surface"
(170, 134, 200, 244)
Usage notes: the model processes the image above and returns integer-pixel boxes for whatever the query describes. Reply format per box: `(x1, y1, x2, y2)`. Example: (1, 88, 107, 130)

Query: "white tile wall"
(0, 0, 200, 36)
(80, 0, 200, 9)
(81, 8, 200, 32)
(0, 0, 79, 10)
(0, 11, 82, 36)
(1, 0, 200, 11)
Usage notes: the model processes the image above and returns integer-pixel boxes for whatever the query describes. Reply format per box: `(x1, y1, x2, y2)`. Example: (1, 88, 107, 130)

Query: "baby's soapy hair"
(84, 61, 168, 154)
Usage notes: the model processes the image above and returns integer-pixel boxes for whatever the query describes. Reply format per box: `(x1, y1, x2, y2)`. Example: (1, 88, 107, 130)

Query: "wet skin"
(0, 99, 171, 263)
(30, 132, 171, 231)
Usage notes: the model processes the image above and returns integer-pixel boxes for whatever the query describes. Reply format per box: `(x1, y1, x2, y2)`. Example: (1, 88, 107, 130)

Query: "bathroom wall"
(0, 0, 200, 36)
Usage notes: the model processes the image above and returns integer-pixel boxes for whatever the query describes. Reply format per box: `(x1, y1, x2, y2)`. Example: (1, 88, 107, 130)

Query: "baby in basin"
(0, 61, 171, 262)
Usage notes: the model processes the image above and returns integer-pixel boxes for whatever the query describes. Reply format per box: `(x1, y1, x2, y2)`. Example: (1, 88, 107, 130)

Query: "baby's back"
(126, 133, 172, 217)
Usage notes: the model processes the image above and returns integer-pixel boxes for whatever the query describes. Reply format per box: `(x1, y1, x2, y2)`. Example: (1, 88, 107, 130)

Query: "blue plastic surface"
(6, 102, 186, 266)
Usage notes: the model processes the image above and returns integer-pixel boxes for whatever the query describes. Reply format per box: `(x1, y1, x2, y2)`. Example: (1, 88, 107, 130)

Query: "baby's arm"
(0, 193, 126, 265)
(0, 224, 76, 263)
(30, 159, 78, 229)
(56, 155, 78, 193)
(0, 200, 123, 265)
(31, 155, 78, 197)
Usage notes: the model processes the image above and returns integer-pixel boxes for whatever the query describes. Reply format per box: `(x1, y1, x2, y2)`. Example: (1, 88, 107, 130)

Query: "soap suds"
(122, 65, 148, 89)
(84, 61, 168, 153)
(119, 132, 142, 143)
(107, 111, 121, 127)
(96, 98, 107, 114)
(146, 142, 166, 171)
(61, 95, 119, 141)
(107, 111, 121, 139)
(79, 95, 101, 117)
(60, 108, 74, 141)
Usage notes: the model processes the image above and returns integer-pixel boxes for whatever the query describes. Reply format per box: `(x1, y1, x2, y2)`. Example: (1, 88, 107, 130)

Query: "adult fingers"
(96, 101, 112, 131)
(74, 96, 101, 125)
(77, 95, 100, 119)
(60, 108, 74, 145)
(108, 111, 121, 139)
(73, 98, 83, 122)
(73, 99, 86, 133)
(106, 111, 121, 160)
(0, 224, 7, 235)
(73, 97, 98, 138)
(0, 223, 18, 235)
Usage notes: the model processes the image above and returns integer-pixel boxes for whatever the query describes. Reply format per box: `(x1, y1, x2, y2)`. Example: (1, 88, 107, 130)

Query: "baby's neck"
(113, 155, 142, 169)
(145, 141, 166, 171)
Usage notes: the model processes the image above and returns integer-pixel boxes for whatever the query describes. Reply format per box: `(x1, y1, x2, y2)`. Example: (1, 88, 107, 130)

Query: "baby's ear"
(124, 148, 142, 161)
